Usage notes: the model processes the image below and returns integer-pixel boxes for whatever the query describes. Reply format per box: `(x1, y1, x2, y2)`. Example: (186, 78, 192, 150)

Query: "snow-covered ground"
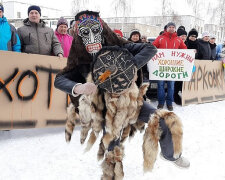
(1, 100, 225, 180)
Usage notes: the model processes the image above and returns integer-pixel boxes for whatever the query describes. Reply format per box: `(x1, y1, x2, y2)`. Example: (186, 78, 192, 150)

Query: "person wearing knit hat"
(195, 31, 212, 60)
(177, 26, 187, 42)
(113, 29, 123, 38)
(17, 5, 63, 57)
(55, 17, 73, 57)
(28, 5, 41, 16)
(167, 22, 176, 28)
(128, 29, 142, 43)
(57, 17, 68, 29)
(0, 3, 21, 52)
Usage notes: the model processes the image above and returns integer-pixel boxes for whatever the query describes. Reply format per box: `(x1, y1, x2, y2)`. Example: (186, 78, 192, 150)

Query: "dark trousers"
(138, 101, 178, 161)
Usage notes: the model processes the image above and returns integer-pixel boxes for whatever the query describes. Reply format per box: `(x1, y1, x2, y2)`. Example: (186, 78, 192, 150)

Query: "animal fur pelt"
(101, 145, 124, 180)
(65, 103, 79, 142)
(142, 109, 183, 172)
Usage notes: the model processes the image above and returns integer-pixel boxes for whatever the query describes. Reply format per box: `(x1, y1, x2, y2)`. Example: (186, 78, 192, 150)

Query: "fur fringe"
(143, 109, 183, 172)
(65, 103, 78, 142)
(101, 145, 124, 180)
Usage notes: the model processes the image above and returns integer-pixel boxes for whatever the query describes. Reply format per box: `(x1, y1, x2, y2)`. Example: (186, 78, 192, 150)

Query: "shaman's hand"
(74, 82, 97, 95)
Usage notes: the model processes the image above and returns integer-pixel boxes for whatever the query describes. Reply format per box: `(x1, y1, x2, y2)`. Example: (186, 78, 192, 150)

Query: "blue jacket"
(0, 16, 21, 52)
(216, 43, 224, 60)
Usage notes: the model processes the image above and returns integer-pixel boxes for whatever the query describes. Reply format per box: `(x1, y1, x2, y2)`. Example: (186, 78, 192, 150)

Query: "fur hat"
(113, 29, 123, 38)
(188, 28, 198, 38)
(57, 17, 68, 28)
(167, 22, 176, 28)
(0, 3, 4, 13)
(28, 5, 41, 16)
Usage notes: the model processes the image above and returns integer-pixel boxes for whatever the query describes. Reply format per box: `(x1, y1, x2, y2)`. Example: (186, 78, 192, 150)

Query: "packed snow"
(1, 100, 225, 180)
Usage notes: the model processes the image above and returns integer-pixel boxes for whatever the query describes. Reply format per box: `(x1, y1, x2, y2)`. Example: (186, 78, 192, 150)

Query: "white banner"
(147, 49, 195, 81)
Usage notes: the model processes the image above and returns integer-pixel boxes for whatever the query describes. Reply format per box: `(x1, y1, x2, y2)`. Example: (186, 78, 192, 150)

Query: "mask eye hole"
(91, 25, 101, 34)
(79, 28, 90, 37)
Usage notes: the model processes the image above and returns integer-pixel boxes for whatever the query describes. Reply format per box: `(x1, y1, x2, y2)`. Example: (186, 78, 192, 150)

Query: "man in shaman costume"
(54, 11, 190, 179)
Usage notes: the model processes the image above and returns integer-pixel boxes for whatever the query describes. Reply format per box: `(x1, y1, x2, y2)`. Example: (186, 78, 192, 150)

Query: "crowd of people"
(1, 3, 225, 111)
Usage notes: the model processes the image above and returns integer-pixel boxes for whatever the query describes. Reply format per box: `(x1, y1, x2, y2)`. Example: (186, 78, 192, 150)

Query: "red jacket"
(153, 31, 187, 49)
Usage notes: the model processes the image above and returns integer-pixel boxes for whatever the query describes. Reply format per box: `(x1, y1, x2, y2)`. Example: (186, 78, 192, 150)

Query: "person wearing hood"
(196, 31, 212, 60)
(153, 22, 187, 111)
(17, 5, 63, 57)
(216, 38, 225, 60)
(0, 3, 21, 52)
(128, 29, 142, 43)
(55, 17, 73, 57)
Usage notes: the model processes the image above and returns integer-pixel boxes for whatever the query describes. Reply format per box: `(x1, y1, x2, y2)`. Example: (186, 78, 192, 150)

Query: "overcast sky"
(3, 0, 215, 20)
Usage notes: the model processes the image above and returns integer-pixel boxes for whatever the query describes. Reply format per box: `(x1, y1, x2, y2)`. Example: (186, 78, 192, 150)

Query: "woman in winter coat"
(55, 17, 73, 57)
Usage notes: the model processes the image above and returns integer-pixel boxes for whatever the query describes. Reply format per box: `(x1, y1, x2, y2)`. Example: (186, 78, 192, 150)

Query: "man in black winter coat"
(196, 31, 212, 60)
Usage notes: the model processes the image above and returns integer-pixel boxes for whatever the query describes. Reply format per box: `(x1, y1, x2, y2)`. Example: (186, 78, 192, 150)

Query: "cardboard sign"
(0, 51, 68, 130)
(182, 60, 225, 106)
(148, 49, 195, 81)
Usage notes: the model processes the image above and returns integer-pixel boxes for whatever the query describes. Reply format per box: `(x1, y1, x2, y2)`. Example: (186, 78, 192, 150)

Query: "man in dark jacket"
(196, 31, 212, 60)
(54, 11, 190, 178)
(17, 5, 63, 57)
(209, 34, 217, 60)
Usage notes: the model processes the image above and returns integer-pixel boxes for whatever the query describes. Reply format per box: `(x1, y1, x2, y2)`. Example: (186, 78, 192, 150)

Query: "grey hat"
(167, 22, 176, 28)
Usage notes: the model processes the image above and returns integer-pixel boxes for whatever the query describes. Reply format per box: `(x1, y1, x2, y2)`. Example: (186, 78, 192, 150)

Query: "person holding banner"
(55, 11, 190, 179)
(17, 5, 63, 57)
(153, 22, 187, 111)
(0, 3, 21, 52)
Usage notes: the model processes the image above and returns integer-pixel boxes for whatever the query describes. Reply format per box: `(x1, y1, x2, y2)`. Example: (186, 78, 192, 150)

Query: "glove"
(74, 82, 97, 95)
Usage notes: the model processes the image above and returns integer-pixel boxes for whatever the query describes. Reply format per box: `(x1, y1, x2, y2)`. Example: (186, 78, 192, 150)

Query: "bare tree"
(185, 0, 207, 22)
(111, 0, 132, 17)
(71, 0, 90, 16)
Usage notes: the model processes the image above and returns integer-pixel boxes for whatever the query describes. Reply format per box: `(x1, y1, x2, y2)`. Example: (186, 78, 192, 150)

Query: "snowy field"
(1, 100, 225, 180)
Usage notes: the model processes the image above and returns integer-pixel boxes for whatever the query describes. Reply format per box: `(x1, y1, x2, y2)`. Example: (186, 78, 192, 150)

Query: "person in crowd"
(0, 3, 21, 52)
(177, 26, 187, 42)
(141, 35, 148, 43)
(17, 5, 63, 57)
(209, 34, 217, 60)
(55, 17, 73, 57)
(185, 28, 199, 51)
(113, 29, 123, 38)
(196, 31, 212, 60)
(54, 11, 190, 176)
(173, 26, 187, 105)
(128, 29, 142, 43)
(159, 25, 167, 35)
(68, 19, 76, 37)
(216, 38, 225, 60)
(153, 22, 187, 111)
